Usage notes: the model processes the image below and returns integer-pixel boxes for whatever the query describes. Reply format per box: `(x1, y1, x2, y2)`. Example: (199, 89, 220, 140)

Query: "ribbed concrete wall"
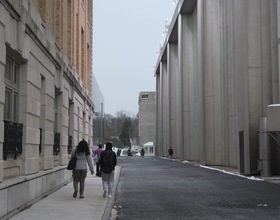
(155, 0, 280, 174)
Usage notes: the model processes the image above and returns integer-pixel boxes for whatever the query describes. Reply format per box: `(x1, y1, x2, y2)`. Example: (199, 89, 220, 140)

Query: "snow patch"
(199, 165, 264, 181)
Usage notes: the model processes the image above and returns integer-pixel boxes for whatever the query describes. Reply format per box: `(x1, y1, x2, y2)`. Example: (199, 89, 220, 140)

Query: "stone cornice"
(25, 24, 61, 70)
(0, 0, 20, 21)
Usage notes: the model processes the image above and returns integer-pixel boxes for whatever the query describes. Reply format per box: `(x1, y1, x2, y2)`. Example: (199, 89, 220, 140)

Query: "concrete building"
(155, 0, 280, 175)
(0, 0, 94, 218)
(138, 92, 156, 149)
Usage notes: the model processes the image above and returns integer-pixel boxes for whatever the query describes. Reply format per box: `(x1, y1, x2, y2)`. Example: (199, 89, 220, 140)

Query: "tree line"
(100, 110, 139, 148)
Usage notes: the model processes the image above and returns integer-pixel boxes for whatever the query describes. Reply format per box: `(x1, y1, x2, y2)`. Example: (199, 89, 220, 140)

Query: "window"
(68, 100, 74, 154)
(53, 132, 60, 155)
(4, 57, 19, 122)
(39, 128, 42, 154)
(3, 121, 23, 160)
(53, 89, 61, 155)
(54, 94, 58, 132)
(142, 94, 148, 99)
(77, 106, 80, 139)
(4, 56, 22, 159)
(40, 76, 46, 155)
(68, 135, 72, 154)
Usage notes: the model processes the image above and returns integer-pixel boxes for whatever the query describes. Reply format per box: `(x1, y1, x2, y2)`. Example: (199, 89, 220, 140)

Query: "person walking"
(140, 148, 145, 157)
(168, 147, 173, 160)
(100, 142, 117, 198)
(71, 139, 94, 199)
(93, 143, 103, 177)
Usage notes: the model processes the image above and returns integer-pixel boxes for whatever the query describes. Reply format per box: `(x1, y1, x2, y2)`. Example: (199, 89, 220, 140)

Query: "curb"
(101, 166, 121, 220)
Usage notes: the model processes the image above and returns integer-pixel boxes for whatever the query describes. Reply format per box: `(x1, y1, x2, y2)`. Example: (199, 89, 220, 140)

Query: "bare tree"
(103, 111, 139, 148)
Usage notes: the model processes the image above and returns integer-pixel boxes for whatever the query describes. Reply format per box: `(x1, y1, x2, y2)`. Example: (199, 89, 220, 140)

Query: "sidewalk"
(9, 166, 121, 220)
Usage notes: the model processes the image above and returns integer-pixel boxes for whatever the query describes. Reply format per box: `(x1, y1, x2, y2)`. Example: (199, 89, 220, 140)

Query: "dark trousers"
(96, 162, 101, 177)
(72, 170, 87, 195)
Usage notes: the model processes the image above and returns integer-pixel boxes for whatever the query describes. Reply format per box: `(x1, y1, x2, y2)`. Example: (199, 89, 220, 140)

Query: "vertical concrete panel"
(168, 43, 178, 158)
(156, 74, 161, 155)
(277, 0, 280, 101)
(247, 0, 262, 160)
(248, 66, 262, 147)
(184, 9, 200, 161)
(183, 17, 191, 160)
(260, 1, 273, 111)
(247, 0, 271, 173)
(212, 0, 223, 166)
(233, 0, 251, 174)
(270, 0, 279, 103)
(159, 62, 165, 156)
(197, 0, 205, 164)
(181, 1, 203, 162)
(181, 14, 190, 160)
(248, 0, 262, 68)
(203, 0, 215, 165)
(161, 61, 169, 156)
(224, 0, 239, 168)
(158, 64, 163, 156)
(220, 0, 229, 166)
(221, 0, 234, 167)
(177, 15, 184, 161)
(0, 23, 4, 182)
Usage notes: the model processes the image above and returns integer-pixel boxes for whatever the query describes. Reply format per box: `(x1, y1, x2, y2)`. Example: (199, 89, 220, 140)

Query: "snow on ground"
(198, 164, 263, 181)
(161, 157, 263, 181)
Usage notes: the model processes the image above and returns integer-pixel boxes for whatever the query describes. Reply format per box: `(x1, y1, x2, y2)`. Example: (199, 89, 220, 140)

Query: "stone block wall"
(0, 0, 94, 218)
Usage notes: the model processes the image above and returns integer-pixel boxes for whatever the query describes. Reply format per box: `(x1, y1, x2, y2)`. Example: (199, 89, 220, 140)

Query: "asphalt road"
(113, 156, 280, 220)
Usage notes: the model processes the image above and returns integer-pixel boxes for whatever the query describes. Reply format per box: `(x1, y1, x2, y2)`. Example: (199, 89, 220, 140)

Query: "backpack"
(101, 151, 114, 173)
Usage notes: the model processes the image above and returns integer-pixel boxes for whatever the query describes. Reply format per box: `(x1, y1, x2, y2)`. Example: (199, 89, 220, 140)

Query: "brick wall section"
(32, 0, 54, 33)
(67, 2, 73, 62)
(31, 0, 92, 93)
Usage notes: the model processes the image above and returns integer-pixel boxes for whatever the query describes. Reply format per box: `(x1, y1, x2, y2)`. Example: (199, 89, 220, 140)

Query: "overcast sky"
(93, 0, 176, 116)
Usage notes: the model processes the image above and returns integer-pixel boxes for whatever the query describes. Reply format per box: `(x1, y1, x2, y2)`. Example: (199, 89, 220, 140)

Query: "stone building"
(0, 0, 93, 218)
(138, 92, 156, 149)
(155, 0, 280, 175)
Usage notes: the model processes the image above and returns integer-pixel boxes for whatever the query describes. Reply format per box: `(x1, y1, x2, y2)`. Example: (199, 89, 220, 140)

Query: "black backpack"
(102, 151, 114, 173)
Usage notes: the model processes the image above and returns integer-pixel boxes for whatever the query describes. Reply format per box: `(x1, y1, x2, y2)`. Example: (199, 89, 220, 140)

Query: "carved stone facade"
(0, 0, 93, 218)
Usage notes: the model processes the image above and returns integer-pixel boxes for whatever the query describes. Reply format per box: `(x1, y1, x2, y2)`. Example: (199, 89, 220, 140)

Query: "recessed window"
(142, 94, 148, 99)
(3, 54, 23, 160)
(4, 57, 19, 122)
